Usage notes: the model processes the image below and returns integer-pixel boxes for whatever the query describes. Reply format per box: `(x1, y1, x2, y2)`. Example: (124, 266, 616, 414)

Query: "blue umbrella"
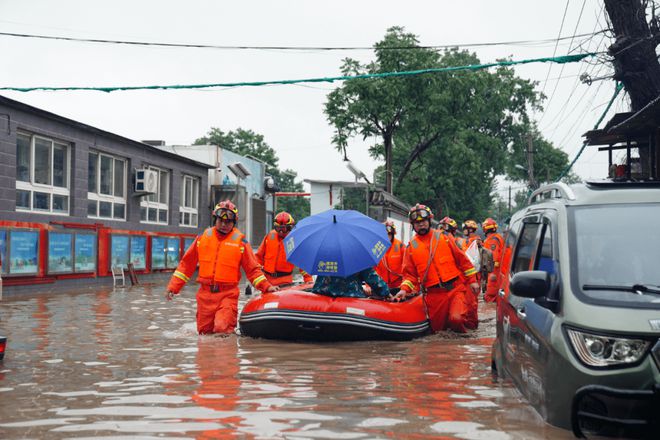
(283, 209, 391, 278)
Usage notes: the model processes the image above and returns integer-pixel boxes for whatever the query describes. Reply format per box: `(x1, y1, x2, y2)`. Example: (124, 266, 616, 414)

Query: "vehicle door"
(495, 217, 522, 374)
(507, 213, 559, 409)
(500, 215, 542, 400)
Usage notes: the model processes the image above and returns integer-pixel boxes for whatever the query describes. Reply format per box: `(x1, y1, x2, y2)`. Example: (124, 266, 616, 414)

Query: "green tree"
(194, 127, 310, 221)
(325, 27, 574, 221)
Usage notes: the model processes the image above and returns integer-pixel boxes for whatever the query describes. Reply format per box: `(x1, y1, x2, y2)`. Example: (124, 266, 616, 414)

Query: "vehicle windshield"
(572, 203, 660, 308)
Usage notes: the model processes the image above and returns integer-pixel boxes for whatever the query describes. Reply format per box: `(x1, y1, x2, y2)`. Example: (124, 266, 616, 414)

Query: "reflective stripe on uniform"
(253, 275, 267, 286)
(401, 280, 415, 290)
(464, 267, 477, 277)
(173, 270, 190, 282)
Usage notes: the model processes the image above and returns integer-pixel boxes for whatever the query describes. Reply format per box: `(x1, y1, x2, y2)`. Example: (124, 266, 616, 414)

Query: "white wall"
(309, 182, 344, 215)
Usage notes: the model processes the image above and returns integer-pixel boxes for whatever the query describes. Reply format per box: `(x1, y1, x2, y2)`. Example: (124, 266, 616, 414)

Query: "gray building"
(0, 95, 213, 289)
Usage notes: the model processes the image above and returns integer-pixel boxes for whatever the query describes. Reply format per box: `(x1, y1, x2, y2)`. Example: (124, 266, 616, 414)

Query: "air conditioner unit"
(134, 169, 158, 194)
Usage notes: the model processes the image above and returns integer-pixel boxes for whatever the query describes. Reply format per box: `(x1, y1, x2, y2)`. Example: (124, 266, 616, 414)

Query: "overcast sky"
(0, 0, 623, 198)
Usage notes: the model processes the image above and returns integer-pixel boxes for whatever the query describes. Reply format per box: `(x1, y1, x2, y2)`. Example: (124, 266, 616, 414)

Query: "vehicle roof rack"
(585, 179, 660, 188)
(528, 182, 576, 204)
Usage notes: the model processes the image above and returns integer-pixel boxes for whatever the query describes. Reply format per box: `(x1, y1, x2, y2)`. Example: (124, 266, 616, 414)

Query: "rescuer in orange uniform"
(441, 216, 478, 330)
(482, 217, 504, 303)
(393, 204, 479, 333)
(165, 200, 278, 335)
(374, 220, 404, 291)
(255, 211, 313, 287)
(462, 219, 481, 251)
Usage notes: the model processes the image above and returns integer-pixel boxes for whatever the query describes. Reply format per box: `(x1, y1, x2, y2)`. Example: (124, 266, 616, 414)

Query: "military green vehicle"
(491, 181, 659, 438)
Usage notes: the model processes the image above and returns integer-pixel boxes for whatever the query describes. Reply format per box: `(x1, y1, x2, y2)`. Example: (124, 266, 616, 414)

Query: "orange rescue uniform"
(483, 232, 504, 302)
(167, 227, 272, 334)
(255, 230, 313, 286)
(374, 238, 404, 289)
(400, 229, 478, 333)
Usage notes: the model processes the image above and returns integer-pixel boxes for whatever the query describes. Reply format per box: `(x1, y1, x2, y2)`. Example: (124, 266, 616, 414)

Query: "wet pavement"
(0, 282, 573, 439)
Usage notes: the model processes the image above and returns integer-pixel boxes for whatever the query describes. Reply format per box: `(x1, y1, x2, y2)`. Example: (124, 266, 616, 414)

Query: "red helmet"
(213, 200, 238, 221)
(408, 204, 434, 223)
(441, 216, 458, 230)
(384, 220, 396, 234)
(482, 217, 498, 232)
(464, 219, 478, 231)
(274, 211, 295, 228)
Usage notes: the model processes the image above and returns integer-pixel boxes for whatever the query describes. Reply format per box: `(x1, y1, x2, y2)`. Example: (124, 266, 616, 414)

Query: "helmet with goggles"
(384, 220, 397, 234)
(464, 219, 478, 231)
(440, 216, 458, 231)
(213, 200, 238, 222)
(408, 204, 434, 223)
(482, 217, 498, 232)
(274, 211, 295, 231)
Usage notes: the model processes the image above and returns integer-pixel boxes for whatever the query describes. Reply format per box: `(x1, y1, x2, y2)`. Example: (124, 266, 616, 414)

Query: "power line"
(0, 30, 601, 51)
(540, 0, 572, 97)
(0, 53, 595, 93)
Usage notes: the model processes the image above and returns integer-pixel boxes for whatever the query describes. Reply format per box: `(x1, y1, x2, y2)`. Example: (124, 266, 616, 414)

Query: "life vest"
(375, 238, 404, 287)
(197, 227, 244, 283)
(262, 231, 294, 274)
(409, 230, 462, 287)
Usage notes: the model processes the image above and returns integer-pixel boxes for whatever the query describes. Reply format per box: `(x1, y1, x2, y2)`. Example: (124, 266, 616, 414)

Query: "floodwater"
(0, 282, 572, 439)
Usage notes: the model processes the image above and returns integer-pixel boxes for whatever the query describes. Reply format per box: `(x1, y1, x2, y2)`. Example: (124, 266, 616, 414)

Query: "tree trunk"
(604, 0, 660, 176)
(395, 132, 441, 188)
(384, 133, 393, 193)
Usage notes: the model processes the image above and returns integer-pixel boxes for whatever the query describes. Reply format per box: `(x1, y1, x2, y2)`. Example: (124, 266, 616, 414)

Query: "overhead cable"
(0, 52, 596, 93)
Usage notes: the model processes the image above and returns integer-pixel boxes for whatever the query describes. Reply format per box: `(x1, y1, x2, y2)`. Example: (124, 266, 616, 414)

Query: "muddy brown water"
(0, 282, 573, 439)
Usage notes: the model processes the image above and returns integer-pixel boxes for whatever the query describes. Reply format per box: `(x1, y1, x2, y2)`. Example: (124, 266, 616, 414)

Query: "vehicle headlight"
(566, 328, 650, 367)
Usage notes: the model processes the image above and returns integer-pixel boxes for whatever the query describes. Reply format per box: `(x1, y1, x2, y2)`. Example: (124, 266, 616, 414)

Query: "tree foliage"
(194, 127, 310, 221)
(325, 27, 573, 223)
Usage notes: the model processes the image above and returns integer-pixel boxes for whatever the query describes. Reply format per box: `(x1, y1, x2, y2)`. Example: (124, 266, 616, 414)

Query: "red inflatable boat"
(239, 285, 430, 341)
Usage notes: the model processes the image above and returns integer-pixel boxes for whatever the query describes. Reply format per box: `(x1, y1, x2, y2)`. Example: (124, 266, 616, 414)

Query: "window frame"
(179, 174, 199, 228)
(87, 150, 127, 221)
(140, 165, 170, 225)
(15, 132, 71, 215)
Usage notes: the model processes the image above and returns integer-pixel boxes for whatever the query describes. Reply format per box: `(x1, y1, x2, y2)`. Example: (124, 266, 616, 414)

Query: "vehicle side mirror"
(510, 271, 551, 299)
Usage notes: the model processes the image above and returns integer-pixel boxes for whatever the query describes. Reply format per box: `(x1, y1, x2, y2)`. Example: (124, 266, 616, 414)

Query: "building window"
(140, 166, 169, 225)
(15, 132, 70, 215)
(88, 151, 126, 220)
(179, 175, 199, 227)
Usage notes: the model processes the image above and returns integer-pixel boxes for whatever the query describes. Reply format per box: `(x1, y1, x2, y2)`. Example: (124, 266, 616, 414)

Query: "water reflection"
(0, 283, 572, 439)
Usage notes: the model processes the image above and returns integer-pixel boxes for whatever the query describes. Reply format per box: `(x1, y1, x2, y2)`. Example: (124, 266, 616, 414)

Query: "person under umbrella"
(284, 209, 392, 299)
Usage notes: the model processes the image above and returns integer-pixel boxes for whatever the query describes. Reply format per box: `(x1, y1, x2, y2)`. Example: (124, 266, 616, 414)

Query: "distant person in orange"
(374, 220, 404, 292)
(461, 219, 482, 251)
(441, 216, 479, 330)
(393, 204, 479, 333)
(255, 211, 313, 287)
(482, 218, 504, 302)
(165, 200, 278, 335)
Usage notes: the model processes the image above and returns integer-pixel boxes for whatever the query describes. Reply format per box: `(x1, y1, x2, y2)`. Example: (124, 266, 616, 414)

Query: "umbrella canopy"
(283, 209, 391, 278)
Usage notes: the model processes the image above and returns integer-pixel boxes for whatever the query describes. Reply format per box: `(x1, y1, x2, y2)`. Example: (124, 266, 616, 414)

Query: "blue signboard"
(183, 237, 195, 256)
(75, 234, 96, 272)
(9, 230, 39, 274)
(166, 237, 180, 268)
(0, 229, 6, 274)
(111, 235, 130, 269)
(48, 232, 73, 273)
(151, 236, 166, 269)
(130, 236, 147, 270)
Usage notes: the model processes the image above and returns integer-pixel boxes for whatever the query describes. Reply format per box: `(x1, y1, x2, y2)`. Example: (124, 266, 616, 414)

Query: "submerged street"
(0, 282, 571, 439)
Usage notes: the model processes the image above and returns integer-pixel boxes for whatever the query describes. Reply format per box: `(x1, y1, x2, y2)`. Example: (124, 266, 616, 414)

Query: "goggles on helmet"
(274, 224, 293, 232)
(409, 209, 431, 222)
(216, 210, 236, 221)
(386, 225, 396, 233)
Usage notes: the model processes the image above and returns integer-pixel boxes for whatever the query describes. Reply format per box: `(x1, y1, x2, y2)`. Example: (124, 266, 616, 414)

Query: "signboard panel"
(9, 230, 39, 274)
(75, 234, 96, 272)
(111, 235, 130, 269)
(151, 236, 166, 269)
(48, 232, 73, 274)
(130, 236, 147, 270)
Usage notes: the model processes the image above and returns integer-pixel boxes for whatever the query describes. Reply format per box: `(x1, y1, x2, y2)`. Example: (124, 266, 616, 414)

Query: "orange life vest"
(262, 231, 294, 274)
(375, 238, 404, 287)
(197, 227, 244, 283)
(409, 230, 462, 287)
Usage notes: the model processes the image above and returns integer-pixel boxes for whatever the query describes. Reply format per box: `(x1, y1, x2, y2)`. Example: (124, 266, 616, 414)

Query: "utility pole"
(508, 185, 512, 215)
(527, 134, 536, 189)
(604, 0, 660, 176)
